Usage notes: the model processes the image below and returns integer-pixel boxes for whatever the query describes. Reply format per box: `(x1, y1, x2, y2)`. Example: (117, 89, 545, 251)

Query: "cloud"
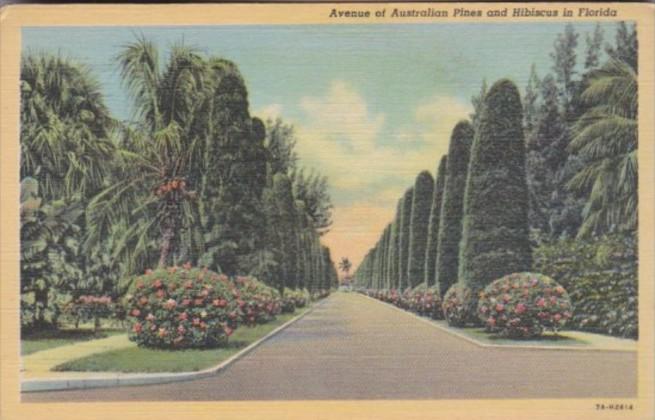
(256, 103, 284, 121)
(293, 81, 472, 268)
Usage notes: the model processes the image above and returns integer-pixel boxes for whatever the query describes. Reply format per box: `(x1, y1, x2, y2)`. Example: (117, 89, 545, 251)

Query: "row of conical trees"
(353, 79, 532, 296)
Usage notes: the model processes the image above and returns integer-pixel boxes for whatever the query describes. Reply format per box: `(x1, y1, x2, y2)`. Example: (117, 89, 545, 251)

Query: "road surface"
(24, 292, 636, 401)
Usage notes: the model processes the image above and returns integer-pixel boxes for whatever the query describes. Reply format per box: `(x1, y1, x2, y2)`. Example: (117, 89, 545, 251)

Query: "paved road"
(24, 292, 636, 401)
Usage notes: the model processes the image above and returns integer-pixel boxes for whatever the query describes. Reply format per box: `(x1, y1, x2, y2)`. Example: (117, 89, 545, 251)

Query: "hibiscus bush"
(234, 276, 282, 326)
(126, 265, 241, 349)
(408, 285, 443, 320)
(477, 272, 573, 338)
(442, 284, 476, 327)
(284, 288, 310, 308)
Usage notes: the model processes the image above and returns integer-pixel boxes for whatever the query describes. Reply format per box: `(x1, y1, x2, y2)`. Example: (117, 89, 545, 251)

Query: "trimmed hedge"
(435, 121, 473, 297)
(425, 155, 448, 287)
(442, 284, 477, 327)
(408, 171, 435, 288)
(459, 79, 532, 295)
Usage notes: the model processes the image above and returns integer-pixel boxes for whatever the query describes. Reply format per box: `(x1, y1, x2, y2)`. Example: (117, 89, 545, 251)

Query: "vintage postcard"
(1, 2, 653, 419)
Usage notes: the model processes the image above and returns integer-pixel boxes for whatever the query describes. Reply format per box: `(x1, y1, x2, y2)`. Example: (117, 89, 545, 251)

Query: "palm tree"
(567, 58, 637, 237)
(20, 53, 116, 202)
(338, 257, 352, 276)
(86, 37, 211, 270)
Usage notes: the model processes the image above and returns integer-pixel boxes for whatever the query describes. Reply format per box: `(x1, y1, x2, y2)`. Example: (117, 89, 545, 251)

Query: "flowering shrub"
(477, 272, 573, 338)
(284, 288, 310, 308)
(63, 295, 113, 332)
(126, 265, 241, 349)
(234, 276, 282, 326)
(408, 285, 443, 320)
(442, 284, 476, 327)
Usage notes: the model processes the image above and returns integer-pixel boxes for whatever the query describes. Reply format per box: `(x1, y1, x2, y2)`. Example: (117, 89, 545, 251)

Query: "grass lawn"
(456, 325, 589, 347)
(52, 308, 309, 373)
(21, 328, 126, 356)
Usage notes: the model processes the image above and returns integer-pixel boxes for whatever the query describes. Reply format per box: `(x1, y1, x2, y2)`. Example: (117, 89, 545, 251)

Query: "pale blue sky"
(22, 23, 617, 265)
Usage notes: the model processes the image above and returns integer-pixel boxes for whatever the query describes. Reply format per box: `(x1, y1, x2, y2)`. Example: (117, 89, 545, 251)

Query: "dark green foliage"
(398, 188, 414, 290)
(435, 122, 473, 297)
(387, 204, 400, 289)
(272, 173, 300, 289)
(533, 233, 637, 338)
(459, 79, 532, 294)
(424, 155, 447, 286)
(407, 171, 434, 288)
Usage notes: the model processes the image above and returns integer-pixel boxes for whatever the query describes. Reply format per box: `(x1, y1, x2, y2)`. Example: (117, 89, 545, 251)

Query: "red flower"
(132, 322, 142, 333)
(536, 297, 546, 307)
(554, 313, 562, 322)
(515, 303, 527, 314)
(131, 309, 141, 317)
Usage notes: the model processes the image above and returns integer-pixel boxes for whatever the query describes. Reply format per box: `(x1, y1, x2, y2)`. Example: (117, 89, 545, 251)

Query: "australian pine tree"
(435, 122, 474, 297)
(407, 171, 434, 288)
(387, 200, 401, 289)
(458, 80, 532, 294)
(272, 173, 299, 290)
(424, 155, 447, 287)
(398, 187, 414, 290)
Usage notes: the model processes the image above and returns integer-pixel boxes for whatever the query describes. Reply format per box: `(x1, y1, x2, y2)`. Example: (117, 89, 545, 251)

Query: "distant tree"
(551, 24, 580, 116)
(585, 23, 605, 70)
(606, 22, 638, 72)
(338, 257, 352, 276)
(265, 118, 298, 177)
(459, 80, 532, 293)
(435, 122, 473, 296)
(424, 155, 447, 287)
(407, 171, 434, 288)
(292, 169, 333, 235)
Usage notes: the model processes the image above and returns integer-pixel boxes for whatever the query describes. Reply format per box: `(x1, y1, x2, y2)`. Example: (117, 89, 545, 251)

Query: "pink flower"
(156, 289, 166, 299)
(487, 317, 496, 327)
(146, 313, 155, 321)
(502, 294, 511, 302)
(164, 299, 177, 310)
(131, 309, 141, 317)
(480, 306, 488, 314)
(178, 312, 188, 321)
(554, 313, 562, 322)
(515, 303, 527, 314)
(152, 279, 163, 289)
(224, 326, 233, 336)
(193, 318, 201, 326)
(495, 303, 505, 312)
(177, 325, 186, 334)
(536, 297, 546, 307)
(132, 322, 142, 333)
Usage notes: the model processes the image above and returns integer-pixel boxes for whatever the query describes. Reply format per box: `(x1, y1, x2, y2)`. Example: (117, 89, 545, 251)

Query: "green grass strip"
(52, 309, 307, 373)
